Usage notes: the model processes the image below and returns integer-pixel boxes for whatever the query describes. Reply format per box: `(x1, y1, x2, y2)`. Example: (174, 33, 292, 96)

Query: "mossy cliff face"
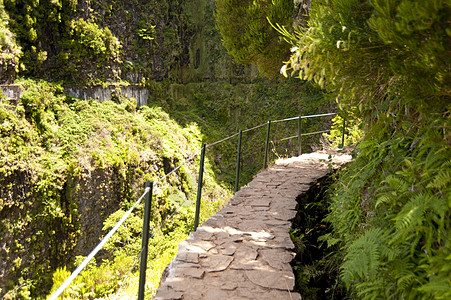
(2, 0, 258, 84)
(0, 0, 21, 84)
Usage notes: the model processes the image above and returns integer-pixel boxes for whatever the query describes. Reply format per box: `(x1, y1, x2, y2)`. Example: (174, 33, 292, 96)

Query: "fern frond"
(418, 280, 451, 299)
(397, 273, 416, 290)
(341, 228, 389, 286)
(384, 175, 409, 192)
(376, 175, 412, 208)
(356, 278, 392, 300)
(375, 194, 392, 208)
(424, 151, 449, 171)
(394, 193, 427, 230)
(426, 169, 451, 189)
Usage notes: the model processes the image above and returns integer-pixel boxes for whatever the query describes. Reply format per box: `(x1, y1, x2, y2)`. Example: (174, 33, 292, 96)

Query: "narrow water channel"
(290, 174, 347, 299)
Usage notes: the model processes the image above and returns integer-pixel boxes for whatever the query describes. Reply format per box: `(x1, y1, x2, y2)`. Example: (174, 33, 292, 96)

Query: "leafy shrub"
(215, 0, 294, 78)
(272, 0, 451, 298)
(56, 18, 122, 82)
(328, 113, 451, 299)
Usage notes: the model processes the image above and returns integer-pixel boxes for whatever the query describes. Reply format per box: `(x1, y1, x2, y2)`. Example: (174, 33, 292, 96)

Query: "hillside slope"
(0, 79, 235, 297)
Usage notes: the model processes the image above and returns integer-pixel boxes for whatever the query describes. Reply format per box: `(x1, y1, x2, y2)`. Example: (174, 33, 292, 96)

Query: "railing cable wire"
(206, 132, 240, 148)
(113, 248, 144, 300)
(301, 112, 336, 119)
(301, 129, 331, 136)
(278, 134, 300, 142)
(48, 188, 150, 300)
(156, 150, 202, 184)
(271, 116, 301, 123)
(242, 122, 267, 133)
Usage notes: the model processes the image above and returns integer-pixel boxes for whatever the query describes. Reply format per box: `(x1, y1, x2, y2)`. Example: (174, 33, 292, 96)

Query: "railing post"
(298, 116, 302, 155)
(235, 130, 243, 193)
(339, 117, 346, 148)
(194, 143, 206, 231)
(263, 120, 271, 169)
(138, 181, 154, 300)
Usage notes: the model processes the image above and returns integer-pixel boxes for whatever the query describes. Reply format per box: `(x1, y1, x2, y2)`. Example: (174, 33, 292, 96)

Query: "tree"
(278, 0, 450, 113)
(215, 0, 294, 78)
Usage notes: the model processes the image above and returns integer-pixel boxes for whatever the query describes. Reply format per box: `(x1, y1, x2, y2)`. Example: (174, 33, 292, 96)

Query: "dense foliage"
(276, 0, 451, 298)
(279, 0, 450, 107)
(215, 0, 294, 78)
(3, 0, 77, 76)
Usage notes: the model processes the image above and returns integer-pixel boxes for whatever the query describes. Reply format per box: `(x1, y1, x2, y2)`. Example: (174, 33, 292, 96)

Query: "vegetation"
(0, 0, 190, 83)
(215, 0, 294, 78)
(3, 0, 77, 76)
(276, 0, 451, 298)
(56, 17, 122, 82)
(0, 79, 233, 298)
(147, 79, 334, 185)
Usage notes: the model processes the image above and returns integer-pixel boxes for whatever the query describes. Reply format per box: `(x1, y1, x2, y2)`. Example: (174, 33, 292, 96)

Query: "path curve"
(155, 152, 351, 300)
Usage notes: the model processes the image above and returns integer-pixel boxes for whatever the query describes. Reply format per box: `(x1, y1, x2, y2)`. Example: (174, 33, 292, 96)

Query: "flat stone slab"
(202, 255, 234, 272)
(249, 198, 271, 207)
(155, 152, 351, 299)
(245, 269, 295, 290)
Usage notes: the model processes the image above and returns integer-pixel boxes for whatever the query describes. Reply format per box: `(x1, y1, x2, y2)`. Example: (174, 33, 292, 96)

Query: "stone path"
(155, 152, 352, 300)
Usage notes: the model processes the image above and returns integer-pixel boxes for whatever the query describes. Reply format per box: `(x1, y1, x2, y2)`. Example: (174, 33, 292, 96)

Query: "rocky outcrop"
(0, 56, 18, 84)
(0, 165, 128, 295)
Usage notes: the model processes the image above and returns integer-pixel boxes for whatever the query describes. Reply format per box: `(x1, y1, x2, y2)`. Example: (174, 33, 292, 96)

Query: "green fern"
(376, 174, 410, 208)
(341, 228, 391, 287)
(355, 278, 393, 300)
(427, 169, 451, 189)
(394, 193, 427, 231)
(418, 280, 451, 300)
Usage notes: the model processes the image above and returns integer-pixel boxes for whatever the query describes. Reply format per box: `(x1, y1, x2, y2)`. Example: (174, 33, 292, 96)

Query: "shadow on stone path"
(155, 152, 352, 300)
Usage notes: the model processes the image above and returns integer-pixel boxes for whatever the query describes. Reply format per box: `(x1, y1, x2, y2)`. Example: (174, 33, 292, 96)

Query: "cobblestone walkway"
(155, 152, 351, 300)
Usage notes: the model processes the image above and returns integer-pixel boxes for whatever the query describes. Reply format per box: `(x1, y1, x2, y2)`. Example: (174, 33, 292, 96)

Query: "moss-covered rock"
(0, 0, 21, 84)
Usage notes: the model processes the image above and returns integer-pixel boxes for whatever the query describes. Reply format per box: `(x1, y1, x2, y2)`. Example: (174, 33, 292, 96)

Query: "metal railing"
(48, 112, 345, 300)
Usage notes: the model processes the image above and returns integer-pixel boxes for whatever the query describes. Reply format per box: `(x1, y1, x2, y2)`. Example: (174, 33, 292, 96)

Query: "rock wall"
(0, 84, 23, 100)
(64, 85, 150, 107)
(0, 84, 149, 106)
